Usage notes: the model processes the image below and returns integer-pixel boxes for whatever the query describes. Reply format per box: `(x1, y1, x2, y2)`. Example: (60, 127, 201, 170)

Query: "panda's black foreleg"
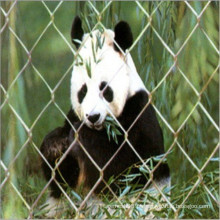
(40, 126, 79, 199)
(40, 108, 80, 198)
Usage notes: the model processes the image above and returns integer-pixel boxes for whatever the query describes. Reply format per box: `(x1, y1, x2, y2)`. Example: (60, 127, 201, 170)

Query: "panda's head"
(70, 16, 145, 130)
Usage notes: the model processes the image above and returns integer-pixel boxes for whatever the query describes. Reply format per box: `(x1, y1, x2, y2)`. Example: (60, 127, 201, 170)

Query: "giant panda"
(40, 16, 170, 217)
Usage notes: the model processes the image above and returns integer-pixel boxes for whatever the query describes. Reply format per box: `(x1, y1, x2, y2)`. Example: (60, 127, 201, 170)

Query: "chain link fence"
(1, 1, 219, 219)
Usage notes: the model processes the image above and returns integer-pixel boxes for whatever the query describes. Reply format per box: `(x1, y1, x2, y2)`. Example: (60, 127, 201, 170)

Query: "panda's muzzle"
(86, 113, 103, 130)
(87, 114, 100, 124)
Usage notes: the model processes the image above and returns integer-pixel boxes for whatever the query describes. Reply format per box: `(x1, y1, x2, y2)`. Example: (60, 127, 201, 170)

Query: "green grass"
(1, 1, 219, 219)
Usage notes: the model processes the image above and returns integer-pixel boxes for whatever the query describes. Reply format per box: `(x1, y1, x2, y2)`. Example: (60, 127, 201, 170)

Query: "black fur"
(71, 16, 84, 48)
(114, 21, 133, 52)
(40, 109, 79, 198)
(99, 81, 114, 102)
(40, 90, 169, 197)
(78, 84, 87, 104)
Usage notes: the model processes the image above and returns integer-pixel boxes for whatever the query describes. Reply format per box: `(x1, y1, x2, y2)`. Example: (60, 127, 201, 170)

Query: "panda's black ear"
(71, 16, 84, 48)
(114, 21, 133, 52)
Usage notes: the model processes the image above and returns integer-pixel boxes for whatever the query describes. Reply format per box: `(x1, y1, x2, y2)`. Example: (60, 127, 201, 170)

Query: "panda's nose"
(87, 113, 100, 124)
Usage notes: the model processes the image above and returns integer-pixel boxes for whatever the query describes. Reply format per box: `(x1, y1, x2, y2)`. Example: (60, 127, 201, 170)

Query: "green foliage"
(31, 155, 219, 219)
(103, 116, 122, 144)
(85, 58, 92, 78)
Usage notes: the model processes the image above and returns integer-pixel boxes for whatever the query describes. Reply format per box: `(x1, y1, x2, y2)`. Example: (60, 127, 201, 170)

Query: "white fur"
(70, 29, 145, 129)
(43, 197, 64, 218)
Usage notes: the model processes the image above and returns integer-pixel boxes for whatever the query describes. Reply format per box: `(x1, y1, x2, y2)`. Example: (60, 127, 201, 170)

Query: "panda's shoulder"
(121, 89, 149, 117)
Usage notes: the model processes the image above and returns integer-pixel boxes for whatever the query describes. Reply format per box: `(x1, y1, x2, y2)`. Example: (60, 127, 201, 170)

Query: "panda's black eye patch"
(99, 81, 107, 90)
(78, 84, 87, 103)
(99, 81, 113, 102)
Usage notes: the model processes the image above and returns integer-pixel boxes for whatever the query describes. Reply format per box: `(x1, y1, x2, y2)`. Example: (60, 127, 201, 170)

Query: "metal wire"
(0, 1, 219, 218)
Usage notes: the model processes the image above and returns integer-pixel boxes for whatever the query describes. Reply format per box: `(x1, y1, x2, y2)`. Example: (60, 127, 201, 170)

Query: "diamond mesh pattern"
(1, 1, 219, 218)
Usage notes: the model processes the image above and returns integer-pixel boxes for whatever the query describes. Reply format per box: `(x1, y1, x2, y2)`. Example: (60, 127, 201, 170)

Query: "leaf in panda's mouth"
(103, 116, 122, 144)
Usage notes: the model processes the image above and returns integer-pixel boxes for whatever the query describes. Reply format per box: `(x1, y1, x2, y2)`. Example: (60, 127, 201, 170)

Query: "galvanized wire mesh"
(1, 1, 219, 219)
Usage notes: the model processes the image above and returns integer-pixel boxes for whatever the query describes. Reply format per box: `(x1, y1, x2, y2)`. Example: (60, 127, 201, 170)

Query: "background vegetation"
(1, 1, 219, 219)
